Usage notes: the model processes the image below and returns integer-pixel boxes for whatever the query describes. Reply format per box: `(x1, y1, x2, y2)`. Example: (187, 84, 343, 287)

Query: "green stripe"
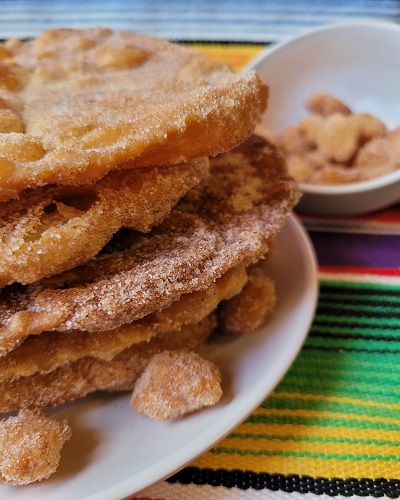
(305, 336, 400, 352)
(294, 349, 398, 367)
(280, 366, 400, 390)
(316, 302, 400, 315)
(310, 324, 400, 338)
(275, 378, 400, 404)
(209, 447, 400, 462)
(314, 314, 400, 327)
(274, 383, 400, 406)
(290, 350, 400, 377)
(228, 432, 400, 447)
(245, 414, 400, 432)
(319, 292, 400, 305)
(319, 280, 400, 293)
(261, 396, 400, 420)
(274, 354, 400, 404)
(293, 347, 400, 368)
(281, 359, 400, 389)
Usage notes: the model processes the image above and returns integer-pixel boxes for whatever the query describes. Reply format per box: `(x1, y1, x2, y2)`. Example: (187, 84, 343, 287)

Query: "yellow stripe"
(211, 435, 400, 460)
(185, 43, 266, 72)
(272, 391, 400, 412)
(191, 401, 400, 477)
(236, 422, 400, 443)
(192, 453, 400, 478)
(253, 407, 400, 426)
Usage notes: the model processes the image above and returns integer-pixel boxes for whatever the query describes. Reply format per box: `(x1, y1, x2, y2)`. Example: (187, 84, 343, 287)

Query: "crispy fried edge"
(0, 157, 209, 286)
(0, 315, 216, 412)
(0, 266, 246, 383)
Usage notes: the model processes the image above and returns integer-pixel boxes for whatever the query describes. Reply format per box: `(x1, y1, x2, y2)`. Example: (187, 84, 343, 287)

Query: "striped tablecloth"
(139, 194, 400, 499)
(135, 43, 400, 500)
(1, 2, 400, 498)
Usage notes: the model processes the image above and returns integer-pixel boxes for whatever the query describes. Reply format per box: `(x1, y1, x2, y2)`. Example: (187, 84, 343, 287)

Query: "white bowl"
(246, 21, 400, 216)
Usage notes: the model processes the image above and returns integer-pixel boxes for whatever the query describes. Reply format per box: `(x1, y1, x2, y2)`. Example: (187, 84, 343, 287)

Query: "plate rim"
(88, 213, 318, 500)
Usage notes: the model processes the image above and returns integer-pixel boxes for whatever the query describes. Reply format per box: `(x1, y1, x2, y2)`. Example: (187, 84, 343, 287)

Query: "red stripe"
(355, 209, 400, 224)
(319, 266, 400, 276)
(298, 207, 400, 224)
(129, 496, 165, 500)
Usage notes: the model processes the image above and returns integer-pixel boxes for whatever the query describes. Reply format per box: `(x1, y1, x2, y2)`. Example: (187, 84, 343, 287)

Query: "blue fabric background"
(0, 0, 398, 42)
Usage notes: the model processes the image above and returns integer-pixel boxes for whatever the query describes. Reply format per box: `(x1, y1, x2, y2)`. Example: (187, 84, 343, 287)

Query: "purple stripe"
(308, 231, 400, 268)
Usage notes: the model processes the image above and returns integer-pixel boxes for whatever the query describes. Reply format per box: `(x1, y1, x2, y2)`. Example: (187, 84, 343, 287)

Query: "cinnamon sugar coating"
(0, 27, 267, 202)
(0, 409, 71, 485)
(0, 135, 300, 356)
(0, 157, 208, 287)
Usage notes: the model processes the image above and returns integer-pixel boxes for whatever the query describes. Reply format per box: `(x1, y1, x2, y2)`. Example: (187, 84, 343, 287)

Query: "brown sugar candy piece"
(131, 350, 222, 420)
(218, 264, 276, 334)
(0, 409, 71, 485)
(355, 136, 400, 179)
(311, 163, 361, 184)
(306, 93, 352, 117)
(0, 27, 268, 202)
(312, 112, 385, 165)
(273, 126, 309, 156)
(286, 150, 324, 183)
(273, 93, 394, 185)
(314, 113, 360, 163)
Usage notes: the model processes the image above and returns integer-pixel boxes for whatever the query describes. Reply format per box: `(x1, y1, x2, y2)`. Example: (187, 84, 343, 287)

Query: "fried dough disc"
(0, 265, 246, 383)
(0, 315, 215, 412)
(0, 27, 267, 202)
(0, 157, 208, 287)
(0, 135, 300, 356)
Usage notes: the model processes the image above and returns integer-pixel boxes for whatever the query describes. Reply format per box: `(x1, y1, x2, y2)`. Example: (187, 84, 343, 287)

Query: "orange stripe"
(185, 43, 266, 71)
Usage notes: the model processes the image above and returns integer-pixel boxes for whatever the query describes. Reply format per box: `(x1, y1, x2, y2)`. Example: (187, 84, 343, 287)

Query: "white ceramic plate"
(246, 21, 400, 216)
(0, 214, 317, 500)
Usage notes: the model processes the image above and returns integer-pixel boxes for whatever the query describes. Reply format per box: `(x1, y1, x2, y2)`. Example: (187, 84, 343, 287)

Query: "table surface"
(1, 2, 400, 499)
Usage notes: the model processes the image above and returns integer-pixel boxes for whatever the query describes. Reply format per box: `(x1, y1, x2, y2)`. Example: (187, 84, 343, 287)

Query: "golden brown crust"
(0, 265, 246, 383)
(0, 157, 209, 287)
(0, 28, 267, 202)
(0, 316, 215, 412)
(0, 135, 300, 356)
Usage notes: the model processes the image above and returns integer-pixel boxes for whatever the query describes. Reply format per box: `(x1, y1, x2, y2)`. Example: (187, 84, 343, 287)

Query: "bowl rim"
(245, 19, 400, 73)
(298, 168, 400, 195)
(245, 20, 400, 198)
